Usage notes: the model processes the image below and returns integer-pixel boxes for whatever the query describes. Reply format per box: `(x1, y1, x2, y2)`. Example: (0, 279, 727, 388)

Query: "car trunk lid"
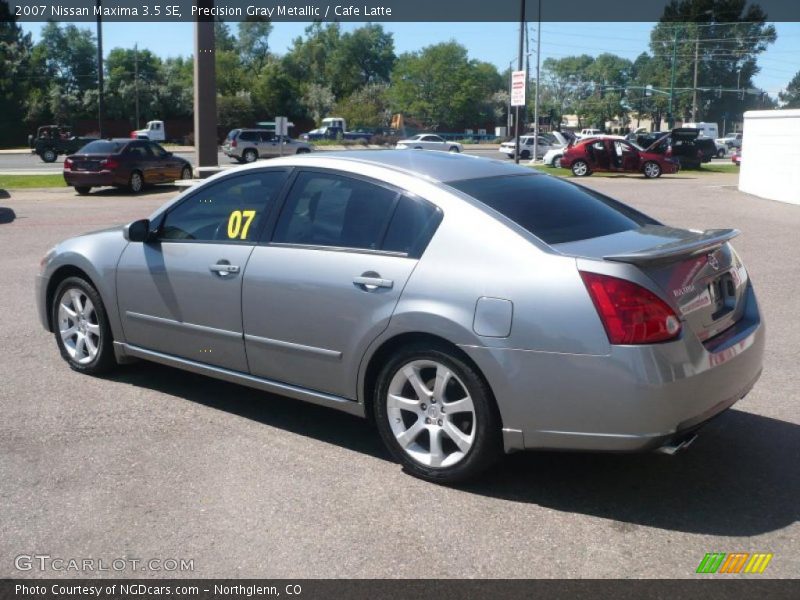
(555, 225, 749, 343)
(67, 153, 110, 172)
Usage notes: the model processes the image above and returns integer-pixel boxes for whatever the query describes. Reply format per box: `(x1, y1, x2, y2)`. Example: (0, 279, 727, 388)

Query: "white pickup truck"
(132, 120, 166, 142)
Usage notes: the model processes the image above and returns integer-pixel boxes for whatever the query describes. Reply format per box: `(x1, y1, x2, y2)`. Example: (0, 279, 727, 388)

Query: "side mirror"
(123, 219, 152, 242)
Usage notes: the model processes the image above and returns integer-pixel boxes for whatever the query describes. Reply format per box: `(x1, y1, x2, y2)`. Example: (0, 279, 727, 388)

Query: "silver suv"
(223, 129, 312, 163)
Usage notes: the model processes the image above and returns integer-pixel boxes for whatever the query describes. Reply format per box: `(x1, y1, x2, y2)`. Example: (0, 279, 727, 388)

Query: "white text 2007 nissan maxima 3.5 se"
(36, 151, 764, 483)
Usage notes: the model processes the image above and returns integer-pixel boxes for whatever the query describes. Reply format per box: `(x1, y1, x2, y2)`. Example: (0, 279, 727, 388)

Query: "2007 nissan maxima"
(36, 151, 765, 483)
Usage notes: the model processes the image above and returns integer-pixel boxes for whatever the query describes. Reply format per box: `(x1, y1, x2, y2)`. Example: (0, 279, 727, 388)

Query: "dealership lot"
(0, 172, 797, 578)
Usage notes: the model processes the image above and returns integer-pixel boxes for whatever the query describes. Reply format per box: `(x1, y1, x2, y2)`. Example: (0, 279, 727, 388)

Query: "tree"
(218, 93, 255, 132)
(283, 23, 342, 89)
(303, 83, 335, 125)
(251, 60, 304, 119)
(648, 0, 776, 124)
(237, 19, 273, 71)
(388, 42, 503, 131)
(104, 47, 162, 121)
(334, 83, 391, 129)
(0, 3, 34, 145)
(330, 24, 395, 98)
(36, 22, 98, 97)
(214, 20, 236, 53)
(778, 71, 800, 108)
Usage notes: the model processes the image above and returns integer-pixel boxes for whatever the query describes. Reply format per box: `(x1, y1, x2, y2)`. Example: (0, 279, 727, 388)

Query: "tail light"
(231, 139, 237, 148)
(580, 271, 681, 345)
(101, 158, 119, 170)
(130, 131, 137, 138)
(63, 158, 73, 170)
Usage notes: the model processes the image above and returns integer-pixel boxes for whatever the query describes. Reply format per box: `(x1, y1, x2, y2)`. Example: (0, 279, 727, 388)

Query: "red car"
(63, 138, 193, 195)
(731, 150, 741, 166)
(560, 137, 680, 179)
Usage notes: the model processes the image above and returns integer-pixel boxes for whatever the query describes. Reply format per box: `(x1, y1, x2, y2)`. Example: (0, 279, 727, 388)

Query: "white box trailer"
(739, 109, 800, 206)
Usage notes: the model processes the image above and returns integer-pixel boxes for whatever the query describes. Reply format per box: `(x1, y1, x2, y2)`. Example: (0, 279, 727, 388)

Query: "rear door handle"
(353, 276, 393, 290)
(210, 263, 240, 275)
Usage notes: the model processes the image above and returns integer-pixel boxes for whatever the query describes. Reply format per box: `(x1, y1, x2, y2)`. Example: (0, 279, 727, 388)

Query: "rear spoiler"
(604, 229, 739, 265)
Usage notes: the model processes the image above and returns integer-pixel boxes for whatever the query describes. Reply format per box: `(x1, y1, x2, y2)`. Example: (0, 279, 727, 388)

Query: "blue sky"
(20, 21, 800, 96)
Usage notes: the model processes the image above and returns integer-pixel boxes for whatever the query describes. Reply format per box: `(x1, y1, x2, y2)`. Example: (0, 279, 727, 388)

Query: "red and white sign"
(511, 70, 527, 107)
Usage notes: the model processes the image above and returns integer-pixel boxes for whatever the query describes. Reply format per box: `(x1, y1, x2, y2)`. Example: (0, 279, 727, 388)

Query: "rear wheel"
(128, 170, 144, 193)
(41, 149, 57, 163)
(716, 148, 726, 158)
(571, 160, 590, 177)
(52, 276, 116, 375)
(74, 186, 91, 195)
(243, 149, 258, 163)
(643, 161, 662, 178)
(374, 344, 502, 484)
(296, 147, 311, 154)
(449, 146, 460, 153)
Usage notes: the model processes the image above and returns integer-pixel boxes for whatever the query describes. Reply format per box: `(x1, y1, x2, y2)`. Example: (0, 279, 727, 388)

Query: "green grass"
(695, 163, 740, 174)
(0, 174, 67, 189)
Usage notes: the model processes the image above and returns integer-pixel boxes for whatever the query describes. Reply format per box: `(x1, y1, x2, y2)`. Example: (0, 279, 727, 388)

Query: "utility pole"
(96, 0, 104, 138)
(194, 0, 218, 173)
(667, 27, 678, 129)
(691, 36, 699, 121)
(532, 0, 541, 164)
(134, 43, 140, 130)
(514, 0, 526, 165)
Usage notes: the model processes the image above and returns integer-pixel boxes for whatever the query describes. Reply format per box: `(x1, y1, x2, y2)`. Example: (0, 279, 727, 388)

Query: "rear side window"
(239, 131, 259, 142)
(449, 174, 654, 245)
(382, 195, 441, 255)
(273, 172, 399, 251)
(79, 140, 126, 154)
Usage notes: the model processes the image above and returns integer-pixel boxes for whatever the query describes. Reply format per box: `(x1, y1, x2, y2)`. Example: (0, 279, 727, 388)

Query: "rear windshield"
(78, 140, 126, 154)
(449, 174, 655, 245)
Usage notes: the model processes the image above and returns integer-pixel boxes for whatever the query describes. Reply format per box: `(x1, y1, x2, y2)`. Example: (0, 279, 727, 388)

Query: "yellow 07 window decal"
(227, 210, 257, 240)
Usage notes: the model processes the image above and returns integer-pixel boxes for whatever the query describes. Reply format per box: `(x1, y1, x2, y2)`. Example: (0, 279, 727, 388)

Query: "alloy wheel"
(57, 288, 101, 365)
(386, 360, 476, 468)
(644, 162, 661, 178)
(572, 160, 589, 176)
(130, 172, 143, 192)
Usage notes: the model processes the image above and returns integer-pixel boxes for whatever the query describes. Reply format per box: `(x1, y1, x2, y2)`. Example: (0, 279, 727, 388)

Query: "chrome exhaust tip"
(655, 433, 698, 455)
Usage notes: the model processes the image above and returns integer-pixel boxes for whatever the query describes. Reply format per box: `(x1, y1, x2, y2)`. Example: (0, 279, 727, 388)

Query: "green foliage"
(778, 71, 800, 108)
(237, 19, 273, 70)
(334, 83, 390, 129)
(217, 93, 255, 133)
(0, 4, 34, 145)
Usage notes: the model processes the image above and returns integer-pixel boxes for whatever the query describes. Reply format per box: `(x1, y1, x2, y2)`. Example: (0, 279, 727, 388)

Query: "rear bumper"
(63, 170, 119, 187)
(462, 288, 765, 453)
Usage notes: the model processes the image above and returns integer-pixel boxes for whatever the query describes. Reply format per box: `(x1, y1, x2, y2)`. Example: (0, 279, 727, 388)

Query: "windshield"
(77, 140, 126, 154)
(449, 174, 654, 245)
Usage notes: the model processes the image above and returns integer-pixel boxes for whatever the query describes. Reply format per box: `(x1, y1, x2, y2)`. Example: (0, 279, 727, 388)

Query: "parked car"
(731, 150, 741, 166)
(28, 125, 97, 163)
(642, 129, 705, 169)
(561, 137, 679, 178)
(576, 128, 603, 139)
(223, 129, 312, 163)
(498, 135, 561, 160)
(694, 137, 719, 163)
(717, 133, 743, 149)
(544, 134, 623, 168)
(37, 151, 764, 483)
(301, 126, 372, 142)
(396, 134, 463, 153)
(63, 139, 193, 195)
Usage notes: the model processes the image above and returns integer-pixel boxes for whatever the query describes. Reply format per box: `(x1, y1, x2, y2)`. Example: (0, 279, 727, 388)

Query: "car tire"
(449, 146, 460, 153)
(41, 149, 58, 163)
(180, 166, 193, 180)
(571, 160, 590, 177)
(520, 150, 531, 160)
(51, 276, 116, 375)
(716, 149, 726, 158)
(243, 149, 258, 163)
(128, 170, 144, 193)
(74, 186, 91, 195)
(553, 156, 563, 168)
(296, 148, 311, 154)
(373, 343, 502, 484)
(643, 161, 662, 178)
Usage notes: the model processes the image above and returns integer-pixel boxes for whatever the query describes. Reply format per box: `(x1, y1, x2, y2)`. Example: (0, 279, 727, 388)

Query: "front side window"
(126, 143, 151, 159)
(159, 171, 288, 242)
(273, 172, 399, 251)
(149, 142, 169, 157)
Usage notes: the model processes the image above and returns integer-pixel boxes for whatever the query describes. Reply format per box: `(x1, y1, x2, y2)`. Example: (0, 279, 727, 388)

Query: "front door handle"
(353, 275, 393, 291)
(210, 262, 240, 276)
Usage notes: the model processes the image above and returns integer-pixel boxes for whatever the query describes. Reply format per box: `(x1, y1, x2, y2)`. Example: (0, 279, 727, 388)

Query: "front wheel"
(449, 146, 460, 153)
(643, 161, 662, 178)
(295, 147, 311, 154)
(243, 149, 258, 163)
(520, 150, 531, 160)
(716, 148, 726, 158)
(374, 344, 502, 484)
(52, 277, 116, 375)
(41, 149, 58, 163)
(571, 160, 591, 177)
(180, 166, 193, 180)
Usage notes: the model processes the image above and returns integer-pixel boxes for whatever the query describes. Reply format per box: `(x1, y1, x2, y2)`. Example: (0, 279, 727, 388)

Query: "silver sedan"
(36, 151, 765, 483)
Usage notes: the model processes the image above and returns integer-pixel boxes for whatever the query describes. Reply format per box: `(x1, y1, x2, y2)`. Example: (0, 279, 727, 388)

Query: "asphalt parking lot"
(0, 171, 798, 579)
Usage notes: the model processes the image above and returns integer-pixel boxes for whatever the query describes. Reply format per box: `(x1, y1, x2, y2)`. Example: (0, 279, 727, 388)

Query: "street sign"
(511, 70, 526, 107)
(275, 116, 289, 136)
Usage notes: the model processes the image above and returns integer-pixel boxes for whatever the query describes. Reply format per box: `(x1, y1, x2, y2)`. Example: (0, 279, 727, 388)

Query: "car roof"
(240, 150, 537, 183)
